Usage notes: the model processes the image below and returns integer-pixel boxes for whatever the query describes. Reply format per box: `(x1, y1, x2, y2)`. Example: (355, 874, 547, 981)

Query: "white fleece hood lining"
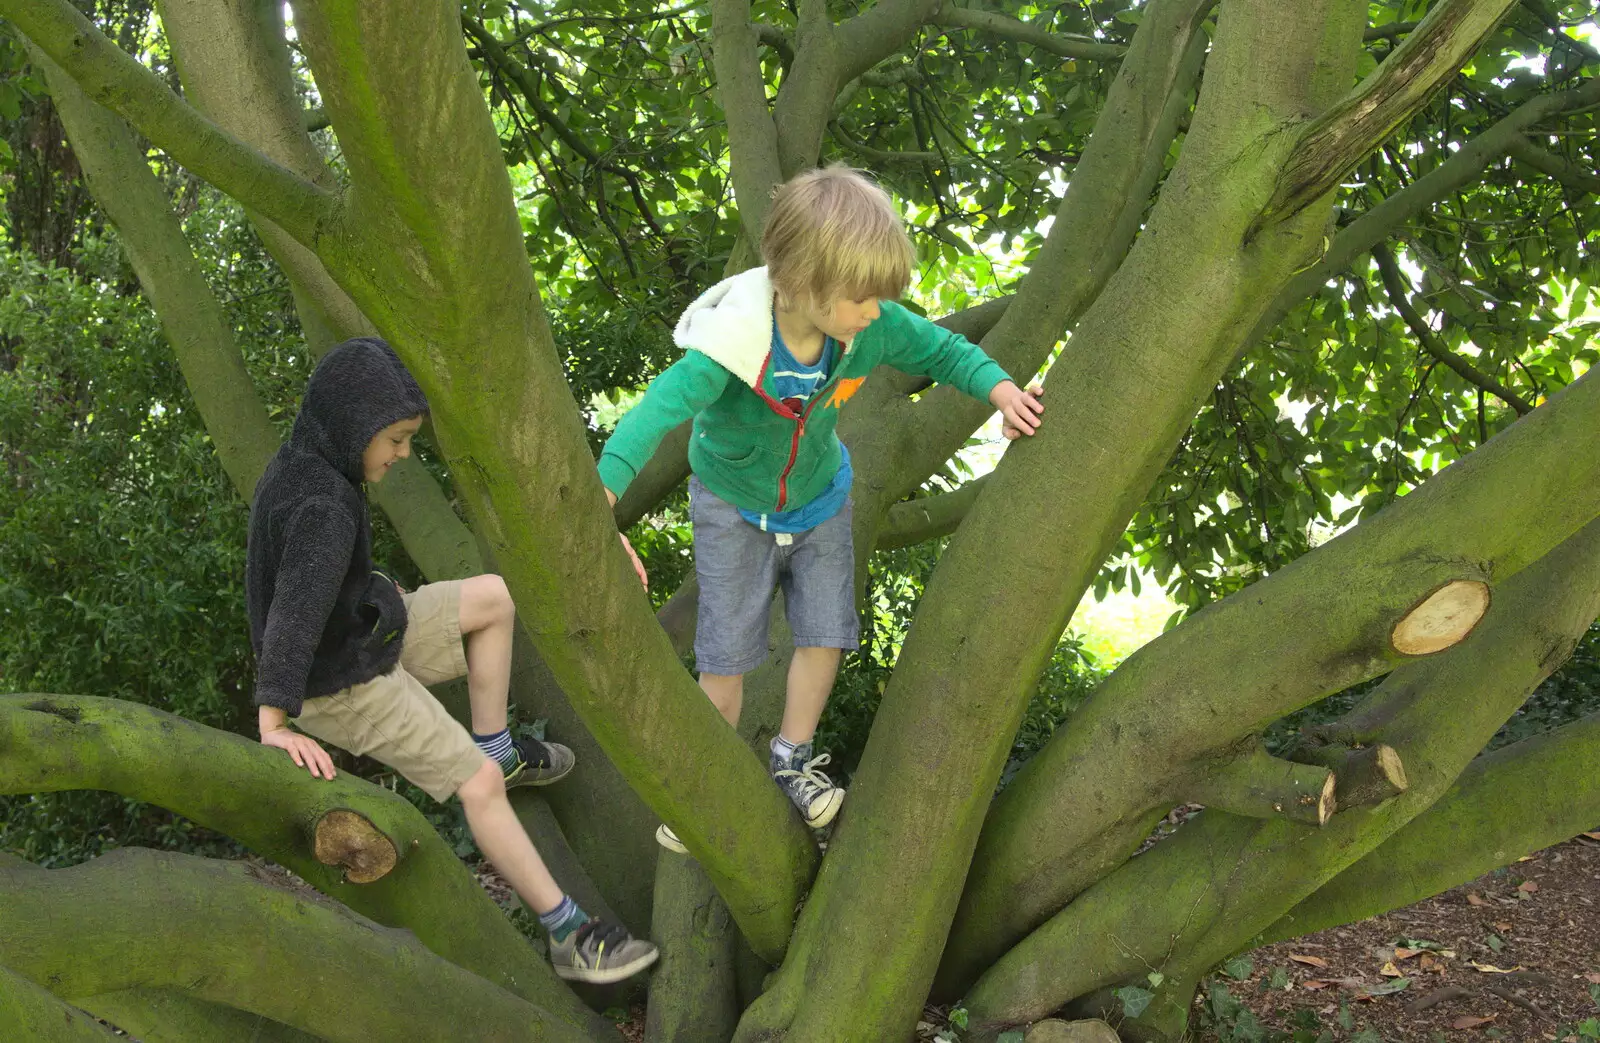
(673, 266, 777, 389)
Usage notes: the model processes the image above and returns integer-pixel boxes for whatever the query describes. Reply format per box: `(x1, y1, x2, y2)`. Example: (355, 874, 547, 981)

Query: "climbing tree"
(2, 0, 1599, 1040)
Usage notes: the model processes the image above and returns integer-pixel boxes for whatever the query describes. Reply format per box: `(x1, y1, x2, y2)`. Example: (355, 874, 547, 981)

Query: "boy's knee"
(462, 573, 515, 629)
(700, 672, 744, 708)
(456, 757, 506, 809)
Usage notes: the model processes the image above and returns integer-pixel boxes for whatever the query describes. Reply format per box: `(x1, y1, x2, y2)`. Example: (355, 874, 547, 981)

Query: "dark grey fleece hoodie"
(246, 338, 429, 716)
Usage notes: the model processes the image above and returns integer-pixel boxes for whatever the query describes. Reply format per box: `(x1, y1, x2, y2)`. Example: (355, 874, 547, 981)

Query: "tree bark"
(79, 989, 324, 1043)
(0, 964, 120, 1042)
(1257, 0, 1520, 227)
(645, 854, 742, 1043)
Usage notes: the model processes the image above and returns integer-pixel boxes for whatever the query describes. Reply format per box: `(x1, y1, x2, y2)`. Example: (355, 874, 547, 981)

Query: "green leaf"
(1222, 955, 1254, 980)
(1112, 985, 1154, 1018)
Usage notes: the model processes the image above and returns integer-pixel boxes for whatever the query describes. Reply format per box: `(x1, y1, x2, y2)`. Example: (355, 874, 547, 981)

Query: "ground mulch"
(1198, 832, 1600, 1042)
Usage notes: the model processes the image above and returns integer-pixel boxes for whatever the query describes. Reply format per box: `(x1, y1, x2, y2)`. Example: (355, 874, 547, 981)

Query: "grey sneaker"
(549, 918, 659, 984)
(504, 738, 574, 788)
(770, 743, 845, 828)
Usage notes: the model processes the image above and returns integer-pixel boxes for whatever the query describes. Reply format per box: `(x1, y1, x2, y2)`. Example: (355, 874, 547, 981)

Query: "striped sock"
(538, 894, 587, 942)
(472, 728, 518, 773)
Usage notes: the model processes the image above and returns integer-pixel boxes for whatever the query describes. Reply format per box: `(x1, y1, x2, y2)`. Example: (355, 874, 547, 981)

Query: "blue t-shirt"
(738, 323, 853, 533)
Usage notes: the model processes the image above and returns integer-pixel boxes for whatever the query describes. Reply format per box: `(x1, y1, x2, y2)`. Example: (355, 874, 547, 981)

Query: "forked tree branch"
(836, 0, 944, 84)
(1263, 712, 1600, 942)
(1256, 0, 1520, 229)
(0, 0, 338, 250)
(1247, 76, 1600, 349)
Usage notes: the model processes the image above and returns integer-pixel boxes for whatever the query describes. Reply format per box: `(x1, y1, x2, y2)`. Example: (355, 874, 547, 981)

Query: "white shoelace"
(775, 752, 836, 798)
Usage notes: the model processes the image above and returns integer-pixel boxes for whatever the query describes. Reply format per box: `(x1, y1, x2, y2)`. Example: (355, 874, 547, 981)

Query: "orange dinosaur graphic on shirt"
(825, 376, 866, 409)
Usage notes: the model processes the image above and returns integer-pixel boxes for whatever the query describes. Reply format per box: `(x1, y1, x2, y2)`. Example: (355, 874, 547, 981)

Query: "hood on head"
(291, 337, 429, 482)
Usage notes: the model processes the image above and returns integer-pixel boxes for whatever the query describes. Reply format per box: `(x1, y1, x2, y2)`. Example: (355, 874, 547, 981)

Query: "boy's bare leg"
(699, 672, 744, 727)
(779, 646, 842, 745)
(456, 758, 565, 914)
(458, 574, 515, 735)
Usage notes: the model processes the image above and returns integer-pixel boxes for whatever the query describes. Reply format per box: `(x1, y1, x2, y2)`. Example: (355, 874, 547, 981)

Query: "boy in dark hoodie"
(247, 337, 656, 984)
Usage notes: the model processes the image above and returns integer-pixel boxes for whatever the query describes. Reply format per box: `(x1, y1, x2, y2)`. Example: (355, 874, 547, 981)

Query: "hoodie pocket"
(359, 572, 407, 647)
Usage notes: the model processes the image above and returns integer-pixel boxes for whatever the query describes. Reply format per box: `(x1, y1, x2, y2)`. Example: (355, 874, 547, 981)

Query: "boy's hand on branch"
(606, 485, 648, 589)
(993, 380, 1045, 439)
(261, 727, 338, 780)
(258, 704, 336, 778)
(621, 533, 648, 590)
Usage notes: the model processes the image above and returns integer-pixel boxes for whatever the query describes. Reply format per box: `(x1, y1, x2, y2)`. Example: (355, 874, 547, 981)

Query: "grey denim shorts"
(689, 475, 859, 676)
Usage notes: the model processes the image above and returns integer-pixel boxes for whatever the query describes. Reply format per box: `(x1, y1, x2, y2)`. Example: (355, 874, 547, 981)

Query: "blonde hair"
(762, 166, 915, 310)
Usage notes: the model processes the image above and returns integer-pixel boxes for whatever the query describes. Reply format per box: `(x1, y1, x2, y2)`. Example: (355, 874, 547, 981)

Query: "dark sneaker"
(770, 743, 845, 829)
(549, 918, 659, 984)
(504, 738, 574, 788)
(655, 823, 688, 854)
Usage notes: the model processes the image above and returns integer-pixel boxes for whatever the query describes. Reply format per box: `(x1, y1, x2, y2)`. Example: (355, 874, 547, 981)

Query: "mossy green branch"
(932, 1, 1129, 64)
(0, 965, 119, 1042)
(31, 42, 280, 499)
(1191, 745, 1335, 827)
(0, 694, 606, 1033)
(0, 848, 606, 1043)
(880, 0, 1215, 504)
(0, 0, 338, 248)
(79, 989, 323, 1043)
(1248, 75, 1600, 349)
(710, 0, 784, 240)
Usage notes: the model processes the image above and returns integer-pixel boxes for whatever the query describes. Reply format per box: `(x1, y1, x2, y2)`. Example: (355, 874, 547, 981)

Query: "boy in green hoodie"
(599, 167, 1042, 851)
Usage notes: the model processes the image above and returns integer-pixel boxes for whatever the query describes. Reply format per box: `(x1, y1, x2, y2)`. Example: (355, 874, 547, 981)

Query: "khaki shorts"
(296, 580, 487, 801)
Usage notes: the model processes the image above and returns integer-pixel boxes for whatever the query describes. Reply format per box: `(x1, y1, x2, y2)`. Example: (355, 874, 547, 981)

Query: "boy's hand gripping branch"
(259, 704, 338, 780)
(606, 487, 649, 590)
(994, 381, 1045, 439)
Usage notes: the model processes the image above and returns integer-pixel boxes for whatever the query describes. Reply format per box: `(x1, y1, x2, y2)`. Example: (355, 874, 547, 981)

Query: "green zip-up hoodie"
(598, 267, 1011, 514)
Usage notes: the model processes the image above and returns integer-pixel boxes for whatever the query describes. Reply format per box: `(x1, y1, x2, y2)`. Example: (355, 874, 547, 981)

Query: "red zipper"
(751, 342, 843, 512)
